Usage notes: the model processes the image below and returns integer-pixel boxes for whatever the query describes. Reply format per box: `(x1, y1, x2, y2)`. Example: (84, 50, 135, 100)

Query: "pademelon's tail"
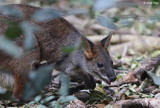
(0, 71, 14, 91)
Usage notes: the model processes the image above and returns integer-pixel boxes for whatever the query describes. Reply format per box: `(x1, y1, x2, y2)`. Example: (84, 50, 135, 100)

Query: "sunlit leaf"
(20, 21, 40, 51)
(97, 16, 118, 30)
(94, 0, 116, 11)
(32, 9, 62, 22)
(125, 90, 130, 96)
(0, 5, 23, 17)
(128, 84, 136, 92)
(139, 92, 154, 98)
(151, 50, 160, 57)
(139, 78, 149, 91)
(0, 35, 21, 57)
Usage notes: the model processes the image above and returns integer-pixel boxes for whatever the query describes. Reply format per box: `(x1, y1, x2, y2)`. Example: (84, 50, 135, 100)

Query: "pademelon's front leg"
(78, 71, 96, 89)
(13, 72, 27, 101)
(65, 64, 96, 89)
(12, 47, 40, 101)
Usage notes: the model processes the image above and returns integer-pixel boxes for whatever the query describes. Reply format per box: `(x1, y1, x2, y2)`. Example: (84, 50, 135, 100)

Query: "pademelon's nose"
(109, 76, 116, 82)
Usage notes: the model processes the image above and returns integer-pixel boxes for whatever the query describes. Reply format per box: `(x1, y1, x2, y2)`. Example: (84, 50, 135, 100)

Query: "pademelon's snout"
(108, 76, 116, 82)
(108, 67, 116, 82)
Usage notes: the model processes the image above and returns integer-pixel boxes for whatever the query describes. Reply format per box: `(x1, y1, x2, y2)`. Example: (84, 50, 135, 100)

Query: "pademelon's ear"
(100, 33, 112, 49)
(81, 36, 98, 60)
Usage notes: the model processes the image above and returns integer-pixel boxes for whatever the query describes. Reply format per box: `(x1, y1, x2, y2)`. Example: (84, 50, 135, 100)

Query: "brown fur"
(0, 4, 116, 101)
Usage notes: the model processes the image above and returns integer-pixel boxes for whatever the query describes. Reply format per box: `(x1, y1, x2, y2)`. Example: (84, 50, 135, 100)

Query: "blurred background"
(0, 0, 160, 107)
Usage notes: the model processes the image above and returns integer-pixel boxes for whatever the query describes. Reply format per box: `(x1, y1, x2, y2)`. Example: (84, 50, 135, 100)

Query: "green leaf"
(65, 9, 88, 16)
(139, 78, 149, 91)
(20, 21, 40, 51)
(125, 90, 130, 96)
(5, 23, 22, 40)
(23, 66, 53, 100)
(58, 73, 70, 96)
(147, 72, 160, 85)
(0, 88, 7, 94)
(94, 0, 116, 11)
(0, 5, 22, 17)
(97, 16, 118, 30)
(49, 101, 57, 107)
(0, 35, 21, 57)
(139, 92, 154, 98)
(34, 95, 42, 102)
(37, 104, 47, 108)
(128, 84, 136, 92)
(40, 96, 55, 104)
(32, 9, 62, 22)
(55, 102, 63, 108)
(117, 2, 138, 8)
(151, 0, 160, 8)
(69, 0, 93, 6)
(59, 96, 76, 104)
(27, 101, 36, 105)
(62, 46, 75, 53)
(86, 90, 112, 104)
(151, 50, 160, 57)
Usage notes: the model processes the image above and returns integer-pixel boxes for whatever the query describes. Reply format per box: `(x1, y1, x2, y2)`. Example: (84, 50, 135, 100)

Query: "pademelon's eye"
(97, 63, 103, 68)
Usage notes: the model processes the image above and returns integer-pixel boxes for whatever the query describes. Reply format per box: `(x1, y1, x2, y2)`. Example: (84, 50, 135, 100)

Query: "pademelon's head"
(82, 33, 116, 84)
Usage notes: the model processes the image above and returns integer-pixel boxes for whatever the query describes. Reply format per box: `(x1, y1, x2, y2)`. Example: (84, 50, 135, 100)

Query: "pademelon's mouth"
(93, 71, 111, 85)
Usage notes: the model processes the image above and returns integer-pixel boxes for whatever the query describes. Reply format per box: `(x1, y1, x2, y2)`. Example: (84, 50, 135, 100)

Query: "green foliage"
(5, 22, 22, 40)
(25, 73, 76, 107)
(151, 0, 160, 8)
(151, 50, 160, 57)
(0, 5, 22, 17)
(20, 21, 40, 51)
(69, 0, 93, 6)
(86, 90, 113, 104)
(58, 73, 70, 96)
(32, 9, 62, 22)
(62, 42, 84, 53)
(94, 0, 116, 11)
(147, 71, 160, 85)
(97, 16, 118, 30)
(23, 65, 53, 100)
(0, 35, 22, 57)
